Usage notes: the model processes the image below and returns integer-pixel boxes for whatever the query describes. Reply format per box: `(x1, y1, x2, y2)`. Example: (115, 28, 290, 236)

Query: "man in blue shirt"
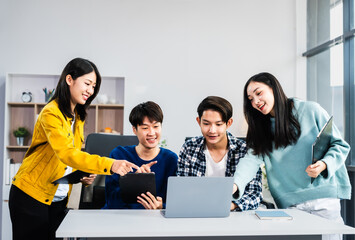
(103, 101, 177, 209)
(177, 96, 262, 211)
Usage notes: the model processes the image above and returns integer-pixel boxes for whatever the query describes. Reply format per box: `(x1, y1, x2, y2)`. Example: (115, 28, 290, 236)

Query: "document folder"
(311, 116, 333, 184)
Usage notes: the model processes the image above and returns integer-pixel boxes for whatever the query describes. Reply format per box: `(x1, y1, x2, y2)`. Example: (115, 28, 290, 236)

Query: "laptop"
(161, 176, 234, 218)
(311, 116, 333, 183)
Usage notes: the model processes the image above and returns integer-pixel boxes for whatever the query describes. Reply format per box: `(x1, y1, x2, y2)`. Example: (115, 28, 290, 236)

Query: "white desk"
(56, 209, 355, 240)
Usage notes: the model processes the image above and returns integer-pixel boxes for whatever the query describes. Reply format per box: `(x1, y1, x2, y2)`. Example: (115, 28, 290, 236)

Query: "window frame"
(304, 0, 355, 166)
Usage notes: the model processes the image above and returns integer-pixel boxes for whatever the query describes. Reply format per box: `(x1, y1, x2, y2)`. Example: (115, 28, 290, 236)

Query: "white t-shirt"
(204, 147, 228, 177)
(52, 117, 75, 202)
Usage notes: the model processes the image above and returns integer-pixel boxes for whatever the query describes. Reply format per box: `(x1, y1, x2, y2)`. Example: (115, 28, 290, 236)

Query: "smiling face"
(66, 71, 96, 112)
(133, 117, 162, 150)
(247, 81, 275, 116)
(197, 110, 232, 147)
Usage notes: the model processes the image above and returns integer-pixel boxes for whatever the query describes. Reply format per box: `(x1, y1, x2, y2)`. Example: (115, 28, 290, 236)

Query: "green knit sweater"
(234, 98, 351, 208)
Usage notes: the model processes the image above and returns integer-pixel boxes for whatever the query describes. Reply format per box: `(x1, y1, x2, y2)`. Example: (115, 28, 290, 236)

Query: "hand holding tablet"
(137, 192, 163, 209)
(119, 173, 157, 204)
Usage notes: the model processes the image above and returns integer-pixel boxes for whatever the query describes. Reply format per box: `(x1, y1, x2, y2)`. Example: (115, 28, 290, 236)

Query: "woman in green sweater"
(233, 72, 351, 240)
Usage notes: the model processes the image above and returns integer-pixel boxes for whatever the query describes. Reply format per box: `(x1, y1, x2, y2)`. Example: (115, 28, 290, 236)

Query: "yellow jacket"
(13, 100, 115, 205)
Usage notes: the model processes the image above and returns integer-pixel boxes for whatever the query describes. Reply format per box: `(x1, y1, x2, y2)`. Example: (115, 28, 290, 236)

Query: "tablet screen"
(119, 173, 156, 203)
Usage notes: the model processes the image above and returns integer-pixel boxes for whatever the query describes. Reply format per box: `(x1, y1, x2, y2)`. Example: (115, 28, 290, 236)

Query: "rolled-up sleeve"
(233, 167, 263, 211)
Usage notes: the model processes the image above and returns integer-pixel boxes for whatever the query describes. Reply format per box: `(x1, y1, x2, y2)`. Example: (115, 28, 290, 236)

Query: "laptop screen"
(163, 176, 233, 218)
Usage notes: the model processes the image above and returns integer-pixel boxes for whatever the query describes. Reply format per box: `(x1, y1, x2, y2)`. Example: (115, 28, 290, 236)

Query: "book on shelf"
(5, 158, 11, 185)
(7, 159, 21, 185)
(255, 210, 293, 220)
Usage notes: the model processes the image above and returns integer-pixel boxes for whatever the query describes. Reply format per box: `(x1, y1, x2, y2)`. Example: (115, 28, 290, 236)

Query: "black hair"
(197, 96, 233, 123)
(129, 101, 163, 128)
(50, 57, 101, 121)
(243, 72, 301, 157)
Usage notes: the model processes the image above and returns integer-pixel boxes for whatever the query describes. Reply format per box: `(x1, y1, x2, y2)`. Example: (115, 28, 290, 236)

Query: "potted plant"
(13, 127, 30, 146)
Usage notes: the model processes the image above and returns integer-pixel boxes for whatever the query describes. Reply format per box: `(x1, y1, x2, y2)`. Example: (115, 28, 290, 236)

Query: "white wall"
(0, 0, 306, 237)
(0, 0, 306, 152)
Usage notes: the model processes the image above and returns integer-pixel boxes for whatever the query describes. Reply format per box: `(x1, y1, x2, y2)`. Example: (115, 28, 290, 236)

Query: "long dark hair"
(50, 58, 101, 121)
(243, 72, 301, 157)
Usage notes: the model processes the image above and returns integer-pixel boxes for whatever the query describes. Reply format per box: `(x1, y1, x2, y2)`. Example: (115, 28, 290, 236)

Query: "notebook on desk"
(255, 210, 293, 220)
(161, 176, 233, 218)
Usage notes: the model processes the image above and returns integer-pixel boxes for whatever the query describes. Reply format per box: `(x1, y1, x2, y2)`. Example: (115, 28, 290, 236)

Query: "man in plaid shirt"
(177, 96, 262, 211)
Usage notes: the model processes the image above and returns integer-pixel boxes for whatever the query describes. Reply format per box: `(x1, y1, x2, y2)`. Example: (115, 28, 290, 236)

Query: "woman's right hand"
(111, 160, 139, 176)
(306, 160, 327, 178)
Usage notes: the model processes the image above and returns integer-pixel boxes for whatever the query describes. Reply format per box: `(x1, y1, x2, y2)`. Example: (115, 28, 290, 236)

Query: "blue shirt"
(103, 146, 178, 209)
(234, 98, 351, 208)
(177, 132, 263, 211)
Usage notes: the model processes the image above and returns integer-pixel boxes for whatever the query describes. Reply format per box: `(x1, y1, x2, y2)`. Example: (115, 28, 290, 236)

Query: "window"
(304, 0, 354, 164)
(307, 45, 344, 135)
(305, 0, 355, 236)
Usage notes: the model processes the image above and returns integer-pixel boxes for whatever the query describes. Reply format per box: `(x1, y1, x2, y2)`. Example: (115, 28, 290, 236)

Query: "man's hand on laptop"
(230, 202, 237, 211)
(137, 192, 163, 209)
(136, 161, 158, 173)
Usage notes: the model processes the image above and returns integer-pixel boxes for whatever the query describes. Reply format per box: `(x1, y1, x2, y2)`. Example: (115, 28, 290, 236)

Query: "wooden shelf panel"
(97, 108, 124, 134)
(8, 102, 46, 106)
(9, 105, 34, 146)
(7, 146, 30, 149)
(7, 149, 28, 163)
(96, 104, 124, 108)
(84, 107, 97, 140)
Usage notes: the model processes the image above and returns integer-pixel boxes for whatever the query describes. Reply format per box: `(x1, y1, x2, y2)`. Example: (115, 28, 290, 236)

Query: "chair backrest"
(79, 133, 139, 209)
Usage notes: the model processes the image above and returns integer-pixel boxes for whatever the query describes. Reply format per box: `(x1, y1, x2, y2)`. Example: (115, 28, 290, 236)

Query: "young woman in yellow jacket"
(8, 58, 140, 240)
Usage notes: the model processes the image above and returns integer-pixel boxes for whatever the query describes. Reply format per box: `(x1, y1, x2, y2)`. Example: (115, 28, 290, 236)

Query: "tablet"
(119, 173, 156, 203)
(52, 170, 91, 184)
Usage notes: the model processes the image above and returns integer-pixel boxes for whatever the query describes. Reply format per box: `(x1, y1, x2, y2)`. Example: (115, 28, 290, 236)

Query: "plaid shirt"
(177, 132, 262, 211)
